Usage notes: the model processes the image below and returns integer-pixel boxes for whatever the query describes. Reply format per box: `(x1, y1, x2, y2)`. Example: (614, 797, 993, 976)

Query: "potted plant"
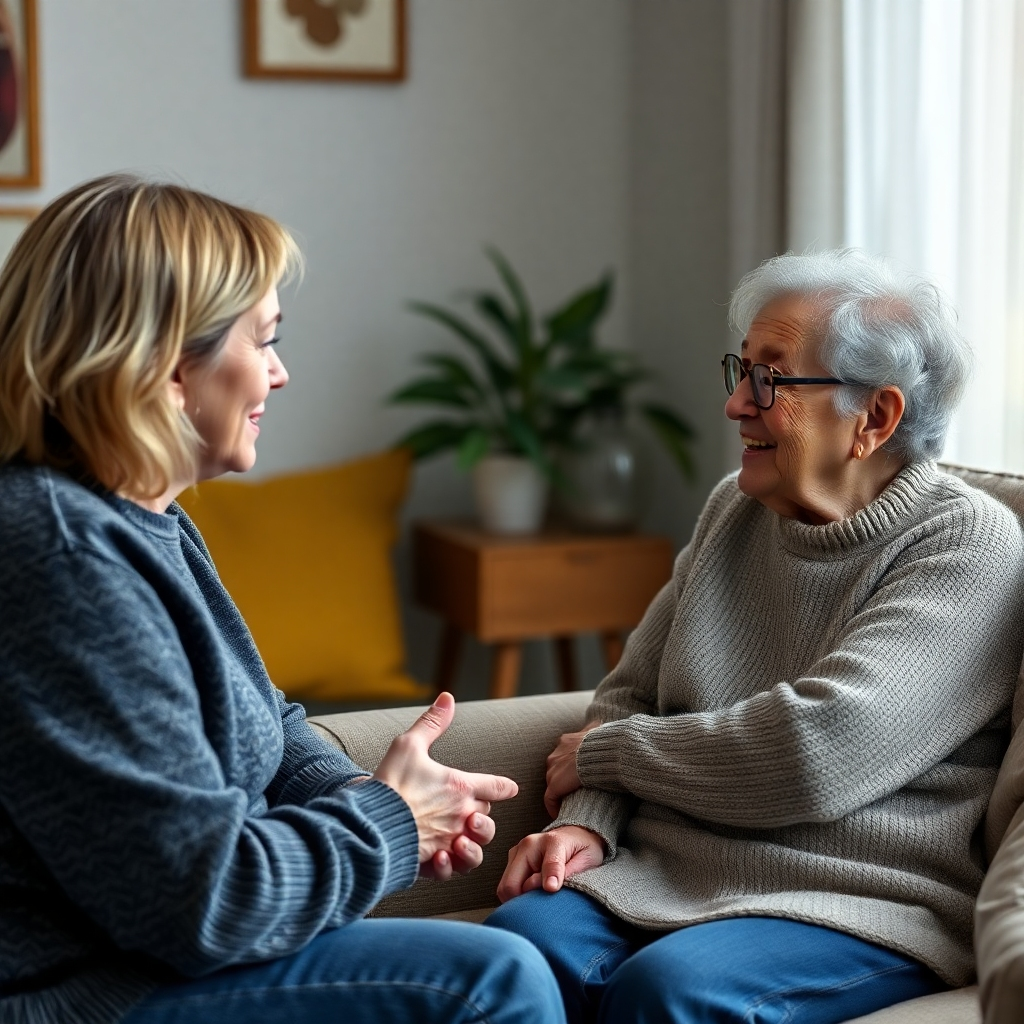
(389, 248, 696, 534)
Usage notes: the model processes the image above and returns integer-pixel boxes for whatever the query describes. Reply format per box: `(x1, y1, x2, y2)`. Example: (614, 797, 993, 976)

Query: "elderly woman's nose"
(725, 373, 756, 420)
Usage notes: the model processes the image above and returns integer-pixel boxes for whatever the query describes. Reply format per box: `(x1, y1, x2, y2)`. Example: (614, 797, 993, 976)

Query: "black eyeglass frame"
(721, 353, 852, 411)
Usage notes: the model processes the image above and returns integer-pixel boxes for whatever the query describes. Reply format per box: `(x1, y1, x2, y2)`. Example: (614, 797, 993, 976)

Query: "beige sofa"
(309, 463, 1024, 1024)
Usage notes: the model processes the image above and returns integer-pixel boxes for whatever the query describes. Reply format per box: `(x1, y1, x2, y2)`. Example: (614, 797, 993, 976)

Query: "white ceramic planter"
(473, 455, 549, 534)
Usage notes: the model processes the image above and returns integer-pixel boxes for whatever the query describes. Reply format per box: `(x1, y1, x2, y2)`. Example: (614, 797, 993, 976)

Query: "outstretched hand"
(373, 692, 518, 876)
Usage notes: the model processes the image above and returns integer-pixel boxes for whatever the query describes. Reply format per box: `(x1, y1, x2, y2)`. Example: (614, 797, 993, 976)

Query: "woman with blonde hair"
(0, 175, 564, 1024)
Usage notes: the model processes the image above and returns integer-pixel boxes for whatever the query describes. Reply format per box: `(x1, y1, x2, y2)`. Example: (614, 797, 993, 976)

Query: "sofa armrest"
(309, 690, 594, 918)
(976, 799, 1024, 1024)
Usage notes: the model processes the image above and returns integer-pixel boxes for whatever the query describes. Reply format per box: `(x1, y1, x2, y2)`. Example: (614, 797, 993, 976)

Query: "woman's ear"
(854, 386, 905, 459)
(167, 363, 187, 413)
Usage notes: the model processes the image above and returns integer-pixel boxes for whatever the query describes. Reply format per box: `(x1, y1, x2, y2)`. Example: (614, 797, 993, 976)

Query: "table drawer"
(478, 538, 672, 640)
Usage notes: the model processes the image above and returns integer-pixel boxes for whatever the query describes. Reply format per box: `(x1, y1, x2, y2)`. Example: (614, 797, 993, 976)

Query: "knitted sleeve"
(0, 550, 419, 978)
(576, 505, 1024, 829)
(266, 694, 370, 806)
(174, 503, 371, 807)
(549, 545, 693, 855)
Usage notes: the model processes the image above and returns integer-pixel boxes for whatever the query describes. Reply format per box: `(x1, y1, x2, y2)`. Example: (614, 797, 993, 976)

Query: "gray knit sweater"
(554, 463, 1024, 987)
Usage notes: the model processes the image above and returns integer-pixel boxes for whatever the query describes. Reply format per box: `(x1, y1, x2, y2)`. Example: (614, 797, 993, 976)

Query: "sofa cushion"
(843, 986, 979, 1024)
(939, 463, 1024, 529)
(976, 799, 1024, 1023)
(178, 449, 429, 702)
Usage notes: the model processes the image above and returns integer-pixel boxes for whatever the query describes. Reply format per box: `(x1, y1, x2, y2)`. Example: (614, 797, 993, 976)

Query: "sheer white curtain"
(787, 0, 1024, 470)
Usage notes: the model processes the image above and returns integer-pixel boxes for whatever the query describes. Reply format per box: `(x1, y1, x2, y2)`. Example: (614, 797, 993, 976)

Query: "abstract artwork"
(243, 0, 406, 82)
(0, 0, 38, 187)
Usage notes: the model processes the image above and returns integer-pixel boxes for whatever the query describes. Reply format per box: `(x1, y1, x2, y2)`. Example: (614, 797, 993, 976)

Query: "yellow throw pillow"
(177, 449, 429, 702)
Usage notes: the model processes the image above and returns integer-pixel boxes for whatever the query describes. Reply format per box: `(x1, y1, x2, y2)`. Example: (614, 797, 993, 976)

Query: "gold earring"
(855, 443, 865, 460)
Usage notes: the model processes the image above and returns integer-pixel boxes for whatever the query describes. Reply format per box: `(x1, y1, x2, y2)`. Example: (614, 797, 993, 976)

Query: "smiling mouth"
(741, 435, 776, 451)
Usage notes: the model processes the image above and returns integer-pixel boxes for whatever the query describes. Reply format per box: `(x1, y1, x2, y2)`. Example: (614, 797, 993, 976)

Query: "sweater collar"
(774, 461, 940, 557)
(108, 492, 181, 542)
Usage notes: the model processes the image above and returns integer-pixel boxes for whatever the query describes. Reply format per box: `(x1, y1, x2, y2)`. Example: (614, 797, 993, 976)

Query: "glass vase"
(557, 410, 642, 532)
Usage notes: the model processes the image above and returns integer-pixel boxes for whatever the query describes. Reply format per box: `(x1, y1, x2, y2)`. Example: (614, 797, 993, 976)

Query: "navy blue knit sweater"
(0, 464, 420, 1024)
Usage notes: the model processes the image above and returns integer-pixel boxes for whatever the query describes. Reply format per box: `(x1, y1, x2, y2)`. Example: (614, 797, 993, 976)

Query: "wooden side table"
(413, 521, 674, 699)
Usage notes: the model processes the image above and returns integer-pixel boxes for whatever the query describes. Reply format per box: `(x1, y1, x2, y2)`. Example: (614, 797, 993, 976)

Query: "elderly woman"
(487, 249, 1024, 1024)
(0, 176, 565, 1024)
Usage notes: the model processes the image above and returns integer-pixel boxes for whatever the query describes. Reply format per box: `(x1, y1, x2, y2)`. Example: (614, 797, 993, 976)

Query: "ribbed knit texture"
(553, 463, 1024, 988)
(0, 465, 420, 1024)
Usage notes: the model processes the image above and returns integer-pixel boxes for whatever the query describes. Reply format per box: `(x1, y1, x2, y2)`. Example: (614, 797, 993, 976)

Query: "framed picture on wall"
(0, 0, 38, 187)
(243, 0, 407, 82)
(0, 206, 36, 264)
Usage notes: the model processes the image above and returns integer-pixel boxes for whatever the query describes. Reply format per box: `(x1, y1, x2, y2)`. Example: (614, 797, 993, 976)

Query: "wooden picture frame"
(243, 0, 406, 83)
(0, 0, 38, 187)
(0, 206, 37, 264)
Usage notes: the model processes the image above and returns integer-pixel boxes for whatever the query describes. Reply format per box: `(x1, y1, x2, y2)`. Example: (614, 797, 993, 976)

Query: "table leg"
(433, 623, 463, 695)
(600, 630, 624, 671)
(489, 642, 523, 699)
(554, 636, 577, 691)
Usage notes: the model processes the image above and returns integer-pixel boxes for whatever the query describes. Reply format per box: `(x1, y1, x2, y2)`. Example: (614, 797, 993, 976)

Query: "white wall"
(23, 0, 732, 699)
(629, 0, 732, 549)
(37, 0, 632, 484)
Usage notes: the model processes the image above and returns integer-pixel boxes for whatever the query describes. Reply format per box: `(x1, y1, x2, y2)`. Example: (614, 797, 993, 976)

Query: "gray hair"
(729, 249, 972, 464)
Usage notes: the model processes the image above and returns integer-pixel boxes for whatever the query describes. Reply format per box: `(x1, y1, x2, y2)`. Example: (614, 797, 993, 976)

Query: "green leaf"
(535, 366, 592, 393)
(419, 354, 483, 395)
(389, 378, 474, 408)
(641, 403, 697, 480)
(394, 421, 472, 461)
(484, 246, 534, 351)
(473, 293, 523, 355)
(456, 427, 491, 470)
(545, 274, 613, 347)
(407, 300, 515, 393)
(505, 409, 551, 475)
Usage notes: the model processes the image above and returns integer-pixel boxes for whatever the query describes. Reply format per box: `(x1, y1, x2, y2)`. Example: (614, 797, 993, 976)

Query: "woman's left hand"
(544, 722, 602, 818)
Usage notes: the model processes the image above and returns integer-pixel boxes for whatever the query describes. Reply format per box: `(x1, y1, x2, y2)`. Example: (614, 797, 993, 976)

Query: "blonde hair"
(0, 173, 301, 499)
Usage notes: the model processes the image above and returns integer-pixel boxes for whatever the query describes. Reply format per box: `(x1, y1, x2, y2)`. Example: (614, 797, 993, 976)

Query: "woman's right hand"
(497, 825, 606, 902)
(372, 692, 518, 868)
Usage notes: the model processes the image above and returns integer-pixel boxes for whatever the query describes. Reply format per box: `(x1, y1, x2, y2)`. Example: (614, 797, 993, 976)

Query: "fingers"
(449, 835, 484, 874)
(497, 834, 565, 903)
(521, 871, 544, 893)
(421, 849, 453, 882)
(541, 839, 566, 892)
(461, 770, 518, 804)
(465, 811, 496, 847)
(497, 840, 540, 903)
(544, 785, 561, 820)
(404, 691, 456, 749)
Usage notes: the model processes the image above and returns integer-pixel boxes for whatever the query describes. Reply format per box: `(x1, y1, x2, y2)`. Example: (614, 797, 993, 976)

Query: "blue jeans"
(123, 917, 566, 1024)
(486, 888, 945, 1024)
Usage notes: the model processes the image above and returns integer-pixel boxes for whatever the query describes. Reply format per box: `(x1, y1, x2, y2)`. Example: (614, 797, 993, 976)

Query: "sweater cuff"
(276, 758, 367, 806)
(343, 780, 420, 895)
(546, 787, 632, 859)
(576, 719, 631, 792)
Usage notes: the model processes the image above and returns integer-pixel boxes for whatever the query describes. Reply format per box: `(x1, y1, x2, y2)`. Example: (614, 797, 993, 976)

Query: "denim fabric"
(123, 918, 566, 1024)
(487, 888, 945, 1024)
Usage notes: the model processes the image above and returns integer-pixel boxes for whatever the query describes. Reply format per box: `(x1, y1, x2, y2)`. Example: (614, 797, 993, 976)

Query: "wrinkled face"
(725, 295, 857, 520)
(181, 287, 289, 481)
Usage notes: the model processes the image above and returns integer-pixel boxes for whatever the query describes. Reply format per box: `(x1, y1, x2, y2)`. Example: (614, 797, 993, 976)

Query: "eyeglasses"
(721, 353, 850, 410)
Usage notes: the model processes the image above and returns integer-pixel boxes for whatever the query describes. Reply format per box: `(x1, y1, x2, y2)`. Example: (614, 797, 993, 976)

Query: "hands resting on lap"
(372, 691, 518, 882)
(497, 720, 606, 901)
